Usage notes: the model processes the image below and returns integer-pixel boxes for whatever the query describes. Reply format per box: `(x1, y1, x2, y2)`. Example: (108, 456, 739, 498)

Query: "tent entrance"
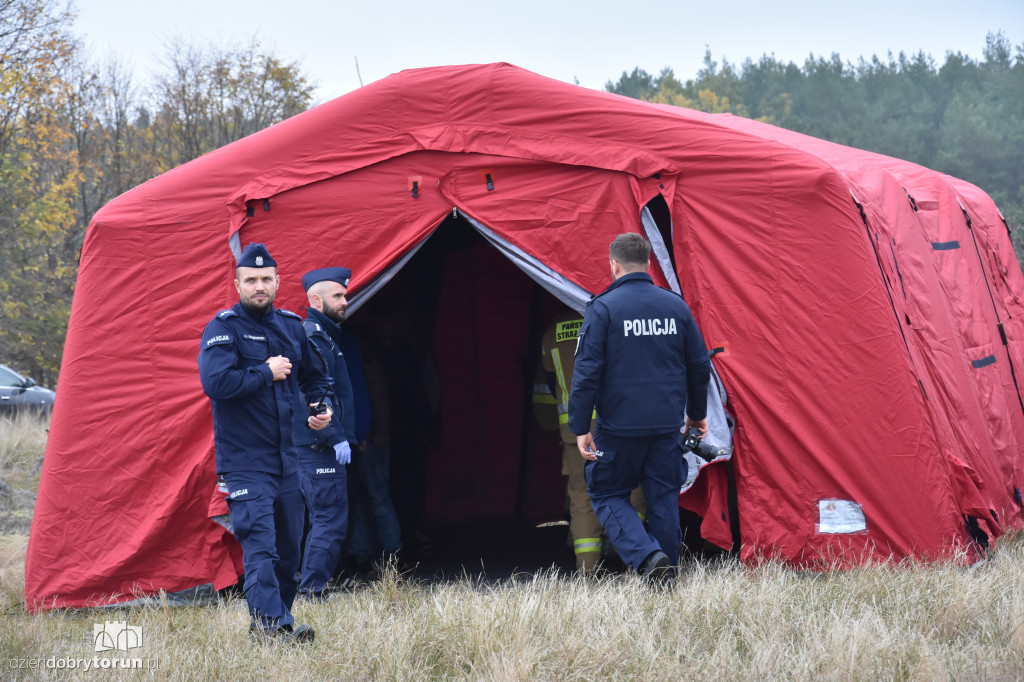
(346, 209, 739, 576)
(347, 212, 577, 577)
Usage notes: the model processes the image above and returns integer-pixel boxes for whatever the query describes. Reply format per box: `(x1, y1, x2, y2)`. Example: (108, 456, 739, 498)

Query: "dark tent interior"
(341, 215, 575, 579)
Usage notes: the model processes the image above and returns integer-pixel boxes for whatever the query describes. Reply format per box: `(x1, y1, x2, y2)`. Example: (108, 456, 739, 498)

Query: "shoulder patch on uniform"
(204, 333, 232, 348)
(216, 309, 237, 319)
(277, 309, 302, 320)
(302, 318, 330, 340)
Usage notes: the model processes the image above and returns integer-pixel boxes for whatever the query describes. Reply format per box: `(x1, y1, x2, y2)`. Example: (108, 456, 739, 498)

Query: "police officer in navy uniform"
(568, 233, 712, 581)
(293, 267, 358, 599)
(541, 306, 648, 573)
(198, 243, 333, 643)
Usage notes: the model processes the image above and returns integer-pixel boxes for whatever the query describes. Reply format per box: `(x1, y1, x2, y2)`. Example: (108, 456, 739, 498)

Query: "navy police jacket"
(290, 306, 356, 454)
(198, 302, 333, 474)
(568, 272, 712, 437)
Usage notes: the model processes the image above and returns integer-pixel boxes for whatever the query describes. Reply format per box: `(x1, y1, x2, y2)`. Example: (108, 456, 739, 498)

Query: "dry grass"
(2, 413, 1023, 681)
(0, 409, 48, 492)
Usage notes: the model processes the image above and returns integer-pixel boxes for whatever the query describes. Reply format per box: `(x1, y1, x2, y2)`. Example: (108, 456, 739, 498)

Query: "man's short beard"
(323, 303, 346, 324)
(242, 294, 274, 314)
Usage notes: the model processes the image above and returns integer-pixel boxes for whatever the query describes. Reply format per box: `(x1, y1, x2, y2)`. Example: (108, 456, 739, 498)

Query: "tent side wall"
(670, 140, 972, 563)
(714, 113, 1024, 530)
(851, 170, 1010, 539)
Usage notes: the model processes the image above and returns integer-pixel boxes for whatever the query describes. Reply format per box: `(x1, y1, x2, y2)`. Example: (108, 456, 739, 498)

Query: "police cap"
(302, 267, 352, 291)
(237, 243, 277, 268)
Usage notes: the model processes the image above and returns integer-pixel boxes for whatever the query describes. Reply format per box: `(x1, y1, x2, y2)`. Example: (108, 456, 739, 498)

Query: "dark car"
(0, 364, 56, 413)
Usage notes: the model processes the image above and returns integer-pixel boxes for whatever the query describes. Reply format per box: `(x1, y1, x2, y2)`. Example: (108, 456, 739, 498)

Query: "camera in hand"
(679, 426, 732, 463)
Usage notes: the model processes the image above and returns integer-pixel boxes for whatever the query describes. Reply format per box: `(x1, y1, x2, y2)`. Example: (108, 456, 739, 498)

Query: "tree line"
(607, 32, 1024, 261)
(1, 0, 1020, 385)
(0, 0, 314, 384)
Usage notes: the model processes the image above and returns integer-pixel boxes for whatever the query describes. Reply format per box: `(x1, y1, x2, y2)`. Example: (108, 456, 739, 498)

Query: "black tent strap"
(485, 173, 494, 191)
(889, 242, 907, 299)
(904, 188, 918, 212)
(708, 342, 730, 357)
(932, 240, 960, 250)
(971, 355, 997, 369)
(245, 200, 269, 216)
(411, 180, 419, 199)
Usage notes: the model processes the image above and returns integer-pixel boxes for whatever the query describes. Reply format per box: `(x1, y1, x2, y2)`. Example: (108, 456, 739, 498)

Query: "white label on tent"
(815, 499, 867, 534)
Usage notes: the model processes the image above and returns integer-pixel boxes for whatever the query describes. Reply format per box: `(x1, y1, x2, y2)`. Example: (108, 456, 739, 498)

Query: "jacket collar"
(306, 306, 342, 339)
(604, 271, 652, 294)
(237, 301, 275, 323)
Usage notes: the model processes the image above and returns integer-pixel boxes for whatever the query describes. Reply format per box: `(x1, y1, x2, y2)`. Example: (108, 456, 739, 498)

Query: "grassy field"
(1, 412, 1022, 681)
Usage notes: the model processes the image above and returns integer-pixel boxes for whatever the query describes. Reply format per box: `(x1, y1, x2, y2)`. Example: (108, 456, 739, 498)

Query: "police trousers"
(297, 446, 348, 594)
(584, 427, 685, 569)
(563, 442, 647, 570)
(223, 469, 304, 630)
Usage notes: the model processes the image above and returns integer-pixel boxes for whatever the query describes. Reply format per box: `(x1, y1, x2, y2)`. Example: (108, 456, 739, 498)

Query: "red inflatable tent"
(26, 63, 1024, 610)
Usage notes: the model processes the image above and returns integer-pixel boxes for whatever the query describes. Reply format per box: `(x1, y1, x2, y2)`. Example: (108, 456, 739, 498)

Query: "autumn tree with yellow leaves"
(0, 0, 314, 385)
(0, 0, 79, 386)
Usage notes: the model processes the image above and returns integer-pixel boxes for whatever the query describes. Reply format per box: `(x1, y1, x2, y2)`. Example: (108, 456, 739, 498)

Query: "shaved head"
(307, 279, 349, 324)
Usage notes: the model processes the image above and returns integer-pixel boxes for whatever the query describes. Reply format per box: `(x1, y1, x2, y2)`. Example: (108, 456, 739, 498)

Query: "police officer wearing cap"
(568, 233, 712, 581)
(292, 267, 358, 599)
(198, 243, 334, 643)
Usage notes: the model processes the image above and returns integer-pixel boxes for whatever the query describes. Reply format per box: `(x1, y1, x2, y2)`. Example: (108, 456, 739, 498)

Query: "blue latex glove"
(333, 441, 352, 465)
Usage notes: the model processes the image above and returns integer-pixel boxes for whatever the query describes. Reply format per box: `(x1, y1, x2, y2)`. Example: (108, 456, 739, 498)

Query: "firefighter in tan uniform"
(541, 307, 646, 572)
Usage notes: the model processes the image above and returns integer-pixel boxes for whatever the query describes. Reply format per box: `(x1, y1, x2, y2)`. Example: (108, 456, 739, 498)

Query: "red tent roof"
(26, 63, 1024, 610)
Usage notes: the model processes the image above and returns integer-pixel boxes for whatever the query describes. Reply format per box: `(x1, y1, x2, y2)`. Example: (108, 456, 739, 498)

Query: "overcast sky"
(73, 0, 1023, 104)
